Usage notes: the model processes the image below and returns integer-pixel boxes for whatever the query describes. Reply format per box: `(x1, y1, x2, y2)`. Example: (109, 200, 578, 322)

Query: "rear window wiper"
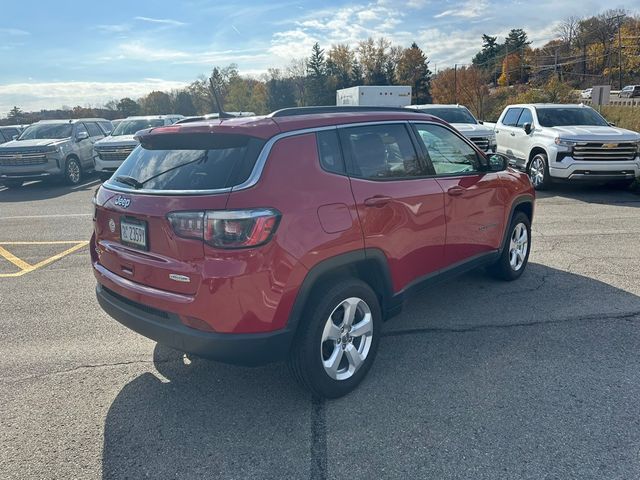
(114, 175, 144, 189)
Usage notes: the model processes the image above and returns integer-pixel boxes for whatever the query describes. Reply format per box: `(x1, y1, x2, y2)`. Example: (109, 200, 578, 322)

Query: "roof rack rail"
(269, 106, 429, 117)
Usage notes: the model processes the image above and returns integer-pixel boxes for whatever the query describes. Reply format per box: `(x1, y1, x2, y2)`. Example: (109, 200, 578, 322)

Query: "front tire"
(288, 279, 382, 399)
(528, 153, 551, 191)
(64, 157, 82, 186)
(489, 212, 531, 281)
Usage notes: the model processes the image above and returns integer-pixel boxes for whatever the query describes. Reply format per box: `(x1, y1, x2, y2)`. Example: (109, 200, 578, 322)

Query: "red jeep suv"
(92, 107, 534, 398)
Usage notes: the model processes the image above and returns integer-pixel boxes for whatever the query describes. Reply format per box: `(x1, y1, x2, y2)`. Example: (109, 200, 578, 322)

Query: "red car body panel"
(92, 109, 535, 364)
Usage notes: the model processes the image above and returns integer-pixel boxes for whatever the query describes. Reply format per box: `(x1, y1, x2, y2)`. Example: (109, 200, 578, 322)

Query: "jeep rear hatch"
(94, 132, 265, 295)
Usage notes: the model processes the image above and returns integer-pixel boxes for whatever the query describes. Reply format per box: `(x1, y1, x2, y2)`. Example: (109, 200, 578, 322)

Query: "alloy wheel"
(509, 222, 529, 271)
(529, 156, 545, 188)
(67, 160, 81, 184)
(320, 297, 374, 381)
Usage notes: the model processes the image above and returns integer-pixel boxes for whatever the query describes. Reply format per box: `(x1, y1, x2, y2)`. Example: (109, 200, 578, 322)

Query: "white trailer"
(336, 86, 412, 107)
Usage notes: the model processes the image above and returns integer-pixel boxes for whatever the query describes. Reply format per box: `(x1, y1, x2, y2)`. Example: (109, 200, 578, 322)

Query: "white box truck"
(336, 86, 412, 107)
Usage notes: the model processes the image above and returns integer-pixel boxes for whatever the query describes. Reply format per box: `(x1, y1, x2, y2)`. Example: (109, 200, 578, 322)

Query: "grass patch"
(599, 106, 640, 132)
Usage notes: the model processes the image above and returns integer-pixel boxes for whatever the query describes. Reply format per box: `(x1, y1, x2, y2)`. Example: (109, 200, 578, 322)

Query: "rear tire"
(64, 157, 82, 186)
(489, 212, 531, 281)
(288, 278, 381, 399)
(528, 153, 551, 191)
(3, 179, 23, 189)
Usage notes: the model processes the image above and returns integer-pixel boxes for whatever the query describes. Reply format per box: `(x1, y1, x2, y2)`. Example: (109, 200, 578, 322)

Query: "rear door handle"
(447, 186, 466, 197)
(364, 195, 392, 207)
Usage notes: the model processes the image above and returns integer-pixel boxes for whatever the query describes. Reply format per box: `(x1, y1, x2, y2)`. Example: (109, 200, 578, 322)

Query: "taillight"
(167, 209, 280, 249)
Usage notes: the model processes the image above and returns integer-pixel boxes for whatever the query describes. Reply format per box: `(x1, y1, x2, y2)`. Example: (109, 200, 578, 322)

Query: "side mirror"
(487, 153, 509, 172)
(608, 122, 616, 127)
(12, 135, 19, 140)
(76, 131, 89, 141)
(478, 120, 484, 125)
(523, 122, 532, 135)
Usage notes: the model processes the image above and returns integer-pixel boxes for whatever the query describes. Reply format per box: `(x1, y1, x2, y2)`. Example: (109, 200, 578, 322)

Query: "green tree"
(140, 91, 172, 115)
(171, 90, 197, 116)
(7, 106, 25, 123)
(306, 43, 332, 105)
(396, 43, 432, 104)
(265, 69, 296, 111)
(116, 98, 140, 117)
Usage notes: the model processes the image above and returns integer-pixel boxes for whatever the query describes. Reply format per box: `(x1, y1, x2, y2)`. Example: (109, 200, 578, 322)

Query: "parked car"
(580, 88, 592, 99)
(493, 103, 640, 190)
(0, 119, 111, 188)
(619, 85, 640, 98)
(0, 125, 25, 144)
(409, 104, 497, 153)
(93, 115, 183, 180)
(92, 106, 535, 398)
(175, 112, 256, 124)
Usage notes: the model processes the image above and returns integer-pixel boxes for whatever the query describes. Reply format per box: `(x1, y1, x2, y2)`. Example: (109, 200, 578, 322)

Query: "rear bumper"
(96, 283, 294, 366)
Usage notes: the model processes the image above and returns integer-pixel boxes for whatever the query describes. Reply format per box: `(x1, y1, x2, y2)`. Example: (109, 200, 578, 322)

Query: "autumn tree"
(396, 42, 432, 104)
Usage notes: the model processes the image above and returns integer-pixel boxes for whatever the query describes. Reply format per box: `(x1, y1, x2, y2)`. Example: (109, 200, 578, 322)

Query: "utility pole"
(454, 64, 457, 103)
(554, 49, 559, 80)
(505, 45, 509, 86)
(617, 14, 625, 90)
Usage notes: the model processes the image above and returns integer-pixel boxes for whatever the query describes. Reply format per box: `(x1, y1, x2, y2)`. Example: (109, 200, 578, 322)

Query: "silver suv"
(93, 115, 183, 180)
(0, 119, 111, 188)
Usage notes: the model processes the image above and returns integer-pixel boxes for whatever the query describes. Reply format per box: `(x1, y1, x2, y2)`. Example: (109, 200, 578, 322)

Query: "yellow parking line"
(0, 241, 89, 278)
(0, 241, 88, 245)
(0, 245, 33, 271)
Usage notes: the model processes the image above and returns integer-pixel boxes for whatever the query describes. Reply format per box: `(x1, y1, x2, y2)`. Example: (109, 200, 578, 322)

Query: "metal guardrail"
(582, 98, 640, 107)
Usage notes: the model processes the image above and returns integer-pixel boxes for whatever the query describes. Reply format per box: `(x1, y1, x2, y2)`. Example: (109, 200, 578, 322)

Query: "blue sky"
(0, 0, 633, 115)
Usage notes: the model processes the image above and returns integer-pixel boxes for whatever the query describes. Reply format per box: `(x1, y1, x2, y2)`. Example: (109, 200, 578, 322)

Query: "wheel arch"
(287, 249, 394, 334)
(500, 195, 534, 254)
(527, 146, 548, 170)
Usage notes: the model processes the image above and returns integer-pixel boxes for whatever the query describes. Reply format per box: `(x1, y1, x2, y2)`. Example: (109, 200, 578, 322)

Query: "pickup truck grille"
(470, 137, 490, 151)
(0, 151, 48, 166)
(96, 145, 135, 163)
(572, 142, 637, 161)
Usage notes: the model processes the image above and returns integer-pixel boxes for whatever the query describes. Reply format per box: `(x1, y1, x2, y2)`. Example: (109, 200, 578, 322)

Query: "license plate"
(120, 218, 148, 250)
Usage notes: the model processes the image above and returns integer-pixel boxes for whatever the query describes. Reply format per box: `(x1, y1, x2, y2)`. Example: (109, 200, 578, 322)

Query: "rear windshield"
(421, 107, 477, 124)
(19, 124, 72, 140)
(112, 119, 165, 136)
(106, 133, 265, 191)
(535, 107, 609, 127)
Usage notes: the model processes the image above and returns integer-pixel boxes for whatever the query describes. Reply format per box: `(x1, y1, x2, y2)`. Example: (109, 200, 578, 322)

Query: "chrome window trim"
(101, 120, 446, 196)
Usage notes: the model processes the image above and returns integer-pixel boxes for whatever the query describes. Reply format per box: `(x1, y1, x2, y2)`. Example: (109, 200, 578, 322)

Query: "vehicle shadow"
(101, 263, 640, 479)
(0, 175, 101, 202)
(537, 181, 640, 206)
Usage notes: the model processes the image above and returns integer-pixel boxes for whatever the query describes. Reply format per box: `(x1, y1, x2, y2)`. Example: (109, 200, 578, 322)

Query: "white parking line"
(0, 213, 93, 220)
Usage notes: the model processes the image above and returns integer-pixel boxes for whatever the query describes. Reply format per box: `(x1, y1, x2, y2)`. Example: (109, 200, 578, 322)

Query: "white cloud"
(134, 16, 187, 27)
(0, 80, 189, 115)
(434, 0, 489, 19)
(95, 24, 130, 33)
(0, 28, 30, 36)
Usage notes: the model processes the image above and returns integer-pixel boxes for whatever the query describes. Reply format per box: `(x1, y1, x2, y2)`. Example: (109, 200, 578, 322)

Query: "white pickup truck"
(410, 104, 497, 153)
(492, 103, 640, 190)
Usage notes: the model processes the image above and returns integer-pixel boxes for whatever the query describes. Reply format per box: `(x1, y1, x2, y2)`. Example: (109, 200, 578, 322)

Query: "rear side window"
(516, 109, 533, 127)
(98, 121, 113, 135)
(107, 133, 265, 191)
(502, 108, 523, 126)
(316, 130, 345, 174)
(86, 122, 103, 137)
(340, 123, 423, 179)
(76, 123, 89, 137)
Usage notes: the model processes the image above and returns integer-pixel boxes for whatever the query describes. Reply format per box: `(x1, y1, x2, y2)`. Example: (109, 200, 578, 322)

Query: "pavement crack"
(0, 358, 180, 383)
(310, 396, 328, 480)
(383, 310, 640, 338)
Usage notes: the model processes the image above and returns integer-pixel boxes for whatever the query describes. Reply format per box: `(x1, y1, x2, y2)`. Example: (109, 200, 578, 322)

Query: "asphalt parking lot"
(0, 177, 639, 480)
